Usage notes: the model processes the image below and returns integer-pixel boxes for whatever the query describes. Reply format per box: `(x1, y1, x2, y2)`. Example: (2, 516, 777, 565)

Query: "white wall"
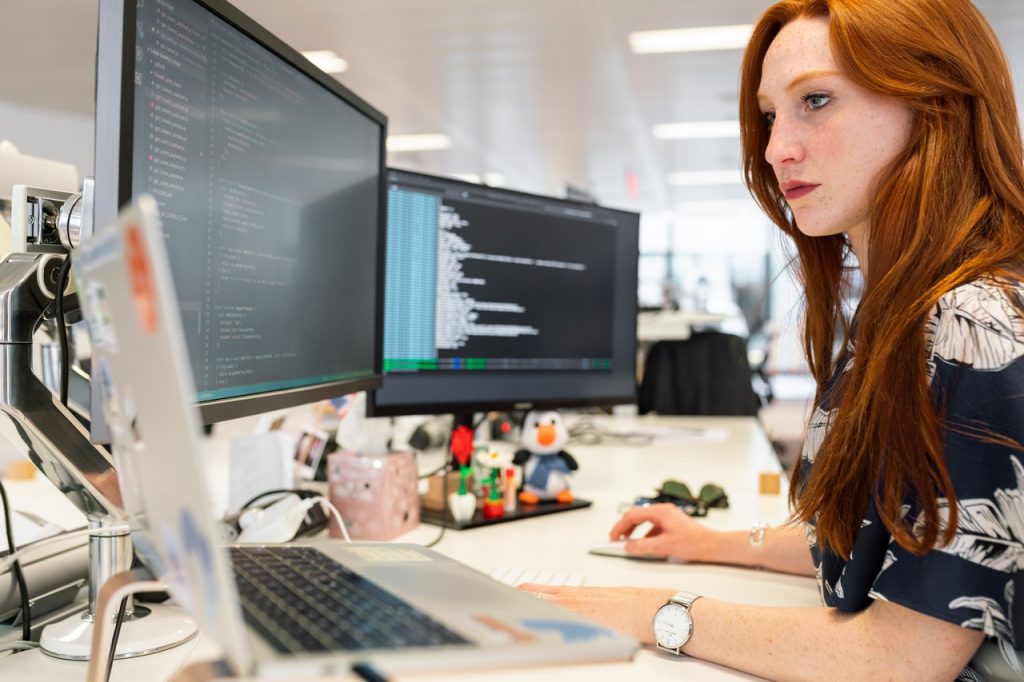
(0, 102, 94, 181)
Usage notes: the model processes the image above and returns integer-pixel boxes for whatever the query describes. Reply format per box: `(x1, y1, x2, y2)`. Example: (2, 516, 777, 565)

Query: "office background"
(2, 0, 1022, 382)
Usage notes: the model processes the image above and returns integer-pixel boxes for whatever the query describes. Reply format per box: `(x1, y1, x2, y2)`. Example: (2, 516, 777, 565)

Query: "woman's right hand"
(609, 503, 719, 562)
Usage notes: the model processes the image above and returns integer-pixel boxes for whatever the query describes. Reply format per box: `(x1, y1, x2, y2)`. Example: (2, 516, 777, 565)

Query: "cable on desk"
(238, 488, 306, 511)
(55, 255, 73, 407)
(567, 417, 654, 447)
(351, 661, 390, 681)
(0, 477, 31, 641)
(0, 640, 39, 661)
(423, 465, 448, 549)
(309, 496, 351, 543)
(416, 459, 449, 480)
(105, 596, 129, 682)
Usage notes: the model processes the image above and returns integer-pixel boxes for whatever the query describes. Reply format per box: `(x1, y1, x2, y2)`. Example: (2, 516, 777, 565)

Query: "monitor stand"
(0, 250, 197, 659)
(424, 411, 593, 529)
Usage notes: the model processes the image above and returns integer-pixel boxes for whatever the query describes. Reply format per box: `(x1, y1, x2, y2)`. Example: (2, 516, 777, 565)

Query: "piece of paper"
(0, 510, 63, 554)
(622, 426, 730, 442)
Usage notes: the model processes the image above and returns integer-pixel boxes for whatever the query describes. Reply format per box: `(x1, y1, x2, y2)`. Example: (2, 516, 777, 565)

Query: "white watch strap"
(669, 590, 702, 609)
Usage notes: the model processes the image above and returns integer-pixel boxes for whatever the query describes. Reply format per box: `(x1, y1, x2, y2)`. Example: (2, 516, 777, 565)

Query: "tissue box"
(326, 450, 420, 540)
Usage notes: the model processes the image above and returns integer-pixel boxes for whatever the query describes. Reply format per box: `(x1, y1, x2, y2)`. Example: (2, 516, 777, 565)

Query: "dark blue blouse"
(800, 279, 1024, 678)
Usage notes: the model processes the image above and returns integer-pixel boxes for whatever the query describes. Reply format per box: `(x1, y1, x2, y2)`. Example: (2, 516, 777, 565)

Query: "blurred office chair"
(638, 331, 761, 417)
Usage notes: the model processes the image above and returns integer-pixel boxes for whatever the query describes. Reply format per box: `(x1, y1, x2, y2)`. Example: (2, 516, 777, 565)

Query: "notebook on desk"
(74, 196, 637, 677)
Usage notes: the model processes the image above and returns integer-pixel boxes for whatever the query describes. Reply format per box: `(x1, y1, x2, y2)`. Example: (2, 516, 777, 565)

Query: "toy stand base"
(421, 497, 592, 530)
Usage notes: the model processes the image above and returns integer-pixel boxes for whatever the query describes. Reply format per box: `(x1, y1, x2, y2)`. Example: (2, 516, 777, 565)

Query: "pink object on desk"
(326, 450, 420, 540)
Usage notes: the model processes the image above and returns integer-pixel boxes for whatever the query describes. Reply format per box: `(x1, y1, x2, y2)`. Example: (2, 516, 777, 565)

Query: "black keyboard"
(229, 545, 471, 654)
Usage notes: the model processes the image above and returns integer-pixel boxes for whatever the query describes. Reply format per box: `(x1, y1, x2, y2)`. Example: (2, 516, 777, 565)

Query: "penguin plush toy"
(514, 410, 578, 504)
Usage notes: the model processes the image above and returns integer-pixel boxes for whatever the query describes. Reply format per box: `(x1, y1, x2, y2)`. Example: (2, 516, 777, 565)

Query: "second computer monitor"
(369, 169, 639, 417)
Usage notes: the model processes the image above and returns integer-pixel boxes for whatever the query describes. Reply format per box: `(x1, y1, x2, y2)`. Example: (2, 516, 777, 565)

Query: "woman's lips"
(784, 184, 819, 201)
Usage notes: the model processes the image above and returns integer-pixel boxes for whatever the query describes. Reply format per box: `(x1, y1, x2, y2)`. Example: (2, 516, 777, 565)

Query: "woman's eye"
(801, 92, 831, 110)
(763, 111, 776, 127)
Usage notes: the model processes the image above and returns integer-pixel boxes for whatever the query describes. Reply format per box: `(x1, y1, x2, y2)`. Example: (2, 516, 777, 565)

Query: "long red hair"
(740, 0, 1024, 557)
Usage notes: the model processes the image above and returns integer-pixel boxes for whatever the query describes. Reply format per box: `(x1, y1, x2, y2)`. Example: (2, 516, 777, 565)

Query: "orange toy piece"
(518, 490, 540, 505)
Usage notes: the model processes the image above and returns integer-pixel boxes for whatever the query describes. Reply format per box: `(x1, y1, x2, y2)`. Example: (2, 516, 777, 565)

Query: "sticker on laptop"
(81, 281, 118, 353)
(124, 222, 159, 334)
(157, 519, 192, 613)
(469, 615, 620, 644)
(516, 619, 620, 643)
(157, 508, 220, 625)
(470, 614, 538, 644)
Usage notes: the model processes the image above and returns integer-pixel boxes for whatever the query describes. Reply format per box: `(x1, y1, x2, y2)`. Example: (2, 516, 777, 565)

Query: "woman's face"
(757, 16, 913, 249)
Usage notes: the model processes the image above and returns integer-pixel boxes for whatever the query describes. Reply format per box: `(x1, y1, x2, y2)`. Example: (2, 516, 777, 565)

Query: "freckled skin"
(758, 17, 914, 265)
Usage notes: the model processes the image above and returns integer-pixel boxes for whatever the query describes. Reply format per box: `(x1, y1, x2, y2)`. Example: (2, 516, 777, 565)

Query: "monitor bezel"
(367, 168, 639, 418)
(93, 0, 387, 431)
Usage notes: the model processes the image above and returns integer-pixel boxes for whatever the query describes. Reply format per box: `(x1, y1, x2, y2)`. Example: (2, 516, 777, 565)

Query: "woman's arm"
(520, 585, 985, 681)
(610, 503, 816, 577)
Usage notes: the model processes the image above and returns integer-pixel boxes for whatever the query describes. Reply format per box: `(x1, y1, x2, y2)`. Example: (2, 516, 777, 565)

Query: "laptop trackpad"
(328, 544, 574, 616)
(365, 563, 527, 606)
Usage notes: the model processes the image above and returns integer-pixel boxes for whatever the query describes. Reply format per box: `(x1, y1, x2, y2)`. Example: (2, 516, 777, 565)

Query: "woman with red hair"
(522, 0, 1024, 678)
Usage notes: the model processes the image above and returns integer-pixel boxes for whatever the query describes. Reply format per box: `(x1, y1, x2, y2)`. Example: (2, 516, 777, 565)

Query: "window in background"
(638, 201, 774, 337)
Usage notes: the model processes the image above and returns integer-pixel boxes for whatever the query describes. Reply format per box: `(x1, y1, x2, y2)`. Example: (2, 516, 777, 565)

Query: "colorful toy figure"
(514, 410, 578, 504)
(447, 466, 476, 524)
(473, 443, 515, 519)
(481, 473, 505, 519)
(450, 424, 475, 468)
(446, 427, 478, 524)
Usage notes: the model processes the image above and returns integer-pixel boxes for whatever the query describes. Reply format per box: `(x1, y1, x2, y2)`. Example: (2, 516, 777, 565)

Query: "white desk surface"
(0, 415, 819, 681)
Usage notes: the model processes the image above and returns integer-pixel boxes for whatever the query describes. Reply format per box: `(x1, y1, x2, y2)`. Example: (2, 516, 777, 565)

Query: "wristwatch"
(653, 590, 702, 655)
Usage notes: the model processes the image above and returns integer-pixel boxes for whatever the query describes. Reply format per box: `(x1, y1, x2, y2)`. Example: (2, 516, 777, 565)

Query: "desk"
(0, 415, 819, 681)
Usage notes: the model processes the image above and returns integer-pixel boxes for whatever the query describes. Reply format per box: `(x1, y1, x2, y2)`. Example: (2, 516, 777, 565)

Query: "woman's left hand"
(517, 584, 674, 644)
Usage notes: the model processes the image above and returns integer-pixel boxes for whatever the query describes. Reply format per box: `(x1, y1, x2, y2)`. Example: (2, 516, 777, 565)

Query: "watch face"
(654, 602, 692, 650)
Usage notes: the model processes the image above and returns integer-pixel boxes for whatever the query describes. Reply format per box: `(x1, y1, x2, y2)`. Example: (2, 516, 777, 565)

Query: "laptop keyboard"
(230, 545, 470, 654)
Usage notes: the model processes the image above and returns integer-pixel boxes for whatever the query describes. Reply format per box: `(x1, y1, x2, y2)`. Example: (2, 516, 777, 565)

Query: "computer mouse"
(587, 539, 666, 561)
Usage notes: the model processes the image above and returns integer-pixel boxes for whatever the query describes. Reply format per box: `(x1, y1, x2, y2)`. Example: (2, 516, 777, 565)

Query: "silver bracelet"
(749, 521, 768, 547)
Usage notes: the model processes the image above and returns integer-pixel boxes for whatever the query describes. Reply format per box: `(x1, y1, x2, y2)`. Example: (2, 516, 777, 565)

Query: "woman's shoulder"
(935, 276, 1023, 311)
(926, 275, 1024, 374)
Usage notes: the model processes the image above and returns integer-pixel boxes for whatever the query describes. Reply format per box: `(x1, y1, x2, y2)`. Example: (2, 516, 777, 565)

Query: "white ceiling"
(3, 0, 1024, 215)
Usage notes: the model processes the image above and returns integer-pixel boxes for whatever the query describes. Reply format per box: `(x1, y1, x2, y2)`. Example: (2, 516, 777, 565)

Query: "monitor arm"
(0, 251, 123, 521)
(0, 243, 192, 662)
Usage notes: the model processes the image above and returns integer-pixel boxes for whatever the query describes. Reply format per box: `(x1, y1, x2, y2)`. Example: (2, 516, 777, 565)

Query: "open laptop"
(74, 196, 637, 677)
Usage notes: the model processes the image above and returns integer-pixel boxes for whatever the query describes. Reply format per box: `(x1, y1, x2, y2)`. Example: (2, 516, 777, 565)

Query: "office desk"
(0, 415, 819, 681)
(637, 311, 731, 342)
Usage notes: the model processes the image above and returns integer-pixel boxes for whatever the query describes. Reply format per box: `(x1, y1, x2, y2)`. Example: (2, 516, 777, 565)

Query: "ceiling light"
(386, 134, 451, 153)
(452, 173, 481, 184)
(653, 120, 740, 140)
(301, 50, 348, 74)
(628, 24, 753, 54)
(668, 170, 743, 186)
(483, 173, 506, 187)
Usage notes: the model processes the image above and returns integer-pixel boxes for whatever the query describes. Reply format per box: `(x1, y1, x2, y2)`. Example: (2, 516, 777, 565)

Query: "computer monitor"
(369, 169, 639, 419)
(92, 0, 386, 439)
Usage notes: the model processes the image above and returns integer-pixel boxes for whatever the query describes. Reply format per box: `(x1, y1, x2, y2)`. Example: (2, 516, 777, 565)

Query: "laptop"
(74, 195, 637, 677)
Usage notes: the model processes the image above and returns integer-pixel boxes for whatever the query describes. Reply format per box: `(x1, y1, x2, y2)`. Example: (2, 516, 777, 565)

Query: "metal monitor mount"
(0, 183, 196, 659)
